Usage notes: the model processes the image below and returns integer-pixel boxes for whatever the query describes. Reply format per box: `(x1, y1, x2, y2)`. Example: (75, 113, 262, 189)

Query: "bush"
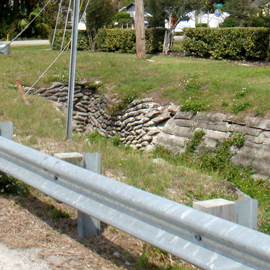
(95, 28, 165, 54)
(183, 27, 270, 60)
(195, 23, 208, 28)
(0, 172, 29, 195)
(114, 12, 132, 28)
(49, 30, 90, 51)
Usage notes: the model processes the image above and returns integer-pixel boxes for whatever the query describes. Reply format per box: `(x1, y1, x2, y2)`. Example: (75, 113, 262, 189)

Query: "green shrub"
(114, 12, 132, 27)
(185, 130, 205, 153)
(183, 27, 270, 60)
(49, 30, 90, 51)
(195, 23, 208, 28)
(0, 172, 29, 195)
(50, 209, 70, 220)
(95, 28, 165, 54)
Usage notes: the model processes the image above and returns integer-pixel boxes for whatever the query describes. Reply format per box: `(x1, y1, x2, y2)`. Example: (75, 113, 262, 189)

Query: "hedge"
(49, 28, 165, 54)
(183, 27, 270, 60)
(95, 28, 166, 54)
(49, 30, 90, 51)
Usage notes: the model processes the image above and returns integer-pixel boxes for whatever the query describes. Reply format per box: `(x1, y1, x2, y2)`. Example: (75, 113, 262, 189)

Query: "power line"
(26, 0, 89, 94)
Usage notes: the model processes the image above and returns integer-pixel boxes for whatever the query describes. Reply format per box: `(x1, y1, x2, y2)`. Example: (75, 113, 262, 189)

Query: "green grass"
(1, 45, 270, 118)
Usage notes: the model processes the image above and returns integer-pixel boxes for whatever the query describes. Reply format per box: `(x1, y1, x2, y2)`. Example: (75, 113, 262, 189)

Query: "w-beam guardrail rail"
(0, 122, 270, 270)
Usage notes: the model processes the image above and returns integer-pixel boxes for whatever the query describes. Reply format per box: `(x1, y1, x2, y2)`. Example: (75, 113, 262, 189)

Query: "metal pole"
(66, 0, 80, 139)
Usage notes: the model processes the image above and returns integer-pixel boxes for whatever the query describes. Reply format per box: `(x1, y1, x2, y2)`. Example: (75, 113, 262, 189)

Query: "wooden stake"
(15, 80, 30, 105)
(135, 0, 146, 59)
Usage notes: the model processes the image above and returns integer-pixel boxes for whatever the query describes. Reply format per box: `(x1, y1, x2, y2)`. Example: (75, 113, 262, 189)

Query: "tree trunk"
(135, 0, 146, 59)
(87, 30, 96, 51)
(163, 29, 174, 55)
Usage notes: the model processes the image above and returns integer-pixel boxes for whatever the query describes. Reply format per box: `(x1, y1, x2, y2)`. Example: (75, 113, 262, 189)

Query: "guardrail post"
(0, 122, 13, 140)
(79, 152, 101, 237)
(235, 198, 258, 230)
(193, 197, 258, 229)
(193, 198, 237, 222)
(54, 151, 101, 238)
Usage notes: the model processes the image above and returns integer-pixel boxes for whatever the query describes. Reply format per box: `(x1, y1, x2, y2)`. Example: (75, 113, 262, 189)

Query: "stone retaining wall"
(26, 82, 270, 177)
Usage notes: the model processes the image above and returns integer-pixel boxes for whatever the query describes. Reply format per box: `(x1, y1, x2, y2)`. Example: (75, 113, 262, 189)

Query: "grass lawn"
(0, 45, 270, 268)
(2, 45, 270, 117)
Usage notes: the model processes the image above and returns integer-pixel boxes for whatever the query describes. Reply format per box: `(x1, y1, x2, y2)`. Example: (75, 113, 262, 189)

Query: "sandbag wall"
(26, 81, 270, 177)
(25, 82, 175, 151)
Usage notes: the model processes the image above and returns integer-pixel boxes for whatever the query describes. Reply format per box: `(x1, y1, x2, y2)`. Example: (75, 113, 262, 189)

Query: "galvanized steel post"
(78, 152, 101, 237)
(66, 0, 80, 139)
(0, 122, 13, 140)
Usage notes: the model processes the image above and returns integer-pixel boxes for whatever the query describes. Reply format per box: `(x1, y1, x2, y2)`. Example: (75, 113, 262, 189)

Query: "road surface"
(10, 40, 50, 47)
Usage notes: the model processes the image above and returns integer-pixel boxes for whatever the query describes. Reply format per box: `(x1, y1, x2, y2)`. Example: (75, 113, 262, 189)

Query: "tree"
(86, 0, 118, 51)
(145, 0, 203, 54)
(145, 0, 167, 27)
(222, 0, 257, 27)
(0, 0, 58, 39)
(119, 0, 133, 7)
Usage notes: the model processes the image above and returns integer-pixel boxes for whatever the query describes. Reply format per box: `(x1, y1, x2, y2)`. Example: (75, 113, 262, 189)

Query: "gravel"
(0, 243, 50, 270)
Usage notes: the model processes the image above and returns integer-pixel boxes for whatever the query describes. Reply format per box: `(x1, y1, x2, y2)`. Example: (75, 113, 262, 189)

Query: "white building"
(165, 11, 230, 32)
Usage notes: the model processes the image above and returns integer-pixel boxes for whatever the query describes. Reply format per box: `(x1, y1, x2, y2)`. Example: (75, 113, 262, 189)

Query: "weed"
(136, 252, 149, 269)
(234, 89, 248, 99)
(221, 100, 229, 107)
(231, 132, 245, 147)
(109, 91, 139, 115)
(88, 131, 107, 144)
(152, 145, 175, 163)
(183, 78, 201, 92)
(110, 135, 121, 146)
(231, 101, 251, 114)
(185, 130, 205, 153)
(181, 97, 207, 112)
(50, 209, 70, 220)
(0, 172, 29, 195)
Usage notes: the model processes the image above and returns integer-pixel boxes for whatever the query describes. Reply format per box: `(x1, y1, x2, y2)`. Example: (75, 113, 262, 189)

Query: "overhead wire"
(51, 0, 63, 49)
(26, 0, 90, 94)
(61, 0, 72, 51)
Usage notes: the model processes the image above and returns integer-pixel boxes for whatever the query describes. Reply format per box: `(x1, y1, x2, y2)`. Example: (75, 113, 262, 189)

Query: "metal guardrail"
(0, 122, 270, 270)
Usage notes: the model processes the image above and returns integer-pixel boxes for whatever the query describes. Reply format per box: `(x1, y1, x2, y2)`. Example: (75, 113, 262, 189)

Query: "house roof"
(118, 2, 152, 17)
(250, 0, 270, 6)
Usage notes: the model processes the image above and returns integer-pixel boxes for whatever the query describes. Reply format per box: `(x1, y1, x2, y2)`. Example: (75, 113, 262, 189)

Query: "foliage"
(185, 130, 205, 153)
(202, 0, 226, 13)
(145, 0, 203, 54)
(49, 30, 90, 51)
(144, 0, 167, 28)
(222, 0, 257, 27)
(95, 28, 165, 53)
(183, 27, 270, 60)
(50, 208, 70, 220)
(0, 0, 57, 39)
(0, 172, 29, 195)
(17, 7, 50, 38)
(113, 12, 132, 28)
(145, 0, 202, 29)
(181, 98, 208, 112)
(86, 0, 118, 51)
(108, 91, 139, 115)
(195, 23, 208, 28)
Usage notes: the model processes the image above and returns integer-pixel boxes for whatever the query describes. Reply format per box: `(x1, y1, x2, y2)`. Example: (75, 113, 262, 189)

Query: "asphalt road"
(10, 40, 50, 47)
